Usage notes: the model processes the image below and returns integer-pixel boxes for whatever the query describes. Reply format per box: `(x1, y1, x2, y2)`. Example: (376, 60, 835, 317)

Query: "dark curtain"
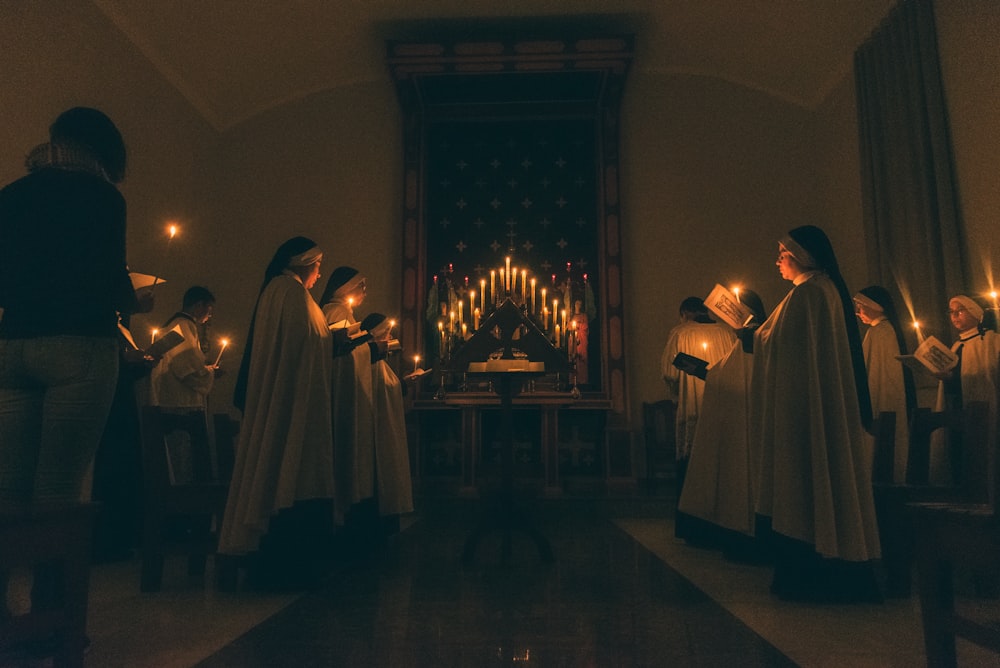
(855, 0, 966, 349)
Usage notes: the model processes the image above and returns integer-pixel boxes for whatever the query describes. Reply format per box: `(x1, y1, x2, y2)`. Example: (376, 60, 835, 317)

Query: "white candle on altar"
(474, 307, 480, 330)
(552, 300, 558, 331)
(561, 309, 567, 334)
(499, 269, 505, 295)
(480, 279, 486, 312)
(505, 256, 511, 292)
(555, 323, 561, 348)
(461, 323, 467, 338)
(449, 310, 455, 333)
(530, 278, 537, 313)
(458, 299, 464, 327)
(540, 288, 547, 317)
(511, 267, 517, 296)
(469, 291, 475, 322)
(213, 338, 229, 367)
(490, 271, 495, 302)
(438, 321, 445, 353)
(542, 307, 549, 330)
(521, 270, 527, 301)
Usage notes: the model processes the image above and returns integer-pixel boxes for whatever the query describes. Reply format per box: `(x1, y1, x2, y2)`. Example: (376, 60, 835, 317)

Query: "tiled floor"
(6, 499, 1000, 667)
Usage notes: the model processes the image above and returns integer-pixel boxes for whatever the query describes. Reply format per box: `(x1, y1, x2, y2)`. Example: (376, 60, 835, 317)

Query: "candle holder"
(435, 371, 448, 400)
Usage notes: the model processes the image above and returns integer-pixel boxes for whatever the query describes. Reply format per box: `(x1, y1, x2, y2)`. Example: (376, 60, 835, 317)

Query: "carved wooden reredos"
(388, 34, 632, 416)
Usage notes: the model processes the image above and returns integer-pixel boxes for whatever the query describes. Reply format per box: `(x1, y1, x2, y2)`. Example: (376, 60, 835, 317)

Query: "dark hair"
(738, 289, 766, 323)
(361, 312, 386, 332)
(183, 286, 216, 309)
(50, 107, 127, 183)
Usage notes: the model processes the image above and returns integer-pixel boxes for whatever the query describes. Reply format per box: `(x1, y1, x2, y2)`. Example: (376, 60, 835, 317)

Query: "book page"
(705, 284, 753, 330)
(146, 326, 185, 358)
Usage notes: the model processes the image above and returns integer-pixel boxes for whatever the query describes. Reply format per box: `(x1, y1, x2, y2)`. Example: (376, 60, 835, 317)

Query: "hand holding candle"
(213, 338, 229, 367)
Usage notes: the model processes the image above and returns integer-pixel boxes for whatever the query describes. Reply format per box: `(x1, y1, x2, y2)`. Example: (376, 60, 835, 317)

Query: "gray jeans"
(0, 336, 118, 504)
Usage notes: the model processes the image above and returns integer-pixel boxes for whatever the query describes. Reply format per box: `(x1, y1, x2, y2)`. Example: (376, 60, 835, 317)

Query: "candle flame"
(913, 320, 921, 330)
(167, 224, 178, 239)
(220, 338, 229, 347)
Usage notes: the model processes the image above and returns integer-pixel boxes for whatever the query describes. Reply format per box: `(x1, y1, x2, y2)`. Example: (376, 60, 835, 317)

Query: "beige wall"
(936, 0, 1000, 295)
(2, 1, 996, 434)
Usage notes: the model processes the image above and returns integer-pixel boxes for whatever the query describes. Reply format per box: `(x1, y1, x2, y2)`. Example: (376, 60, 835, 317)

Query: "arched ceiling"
(92, 0, 896, 131)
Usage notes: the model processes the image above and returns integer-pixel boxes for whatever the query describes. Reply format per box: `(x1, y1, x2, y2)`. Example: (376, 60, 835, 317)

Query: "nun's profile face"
(350, 279, 367, 307)
(302, 261, 321, 290)
(855, 302, 881, 325)
(775, 245, 805, 281)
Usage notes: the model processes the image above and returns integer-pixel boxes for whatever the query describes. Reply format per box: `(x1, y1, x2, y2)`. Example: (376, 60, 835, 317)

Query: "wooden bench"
(908, 401, 1000, 667)
(140, 406, 228, 592)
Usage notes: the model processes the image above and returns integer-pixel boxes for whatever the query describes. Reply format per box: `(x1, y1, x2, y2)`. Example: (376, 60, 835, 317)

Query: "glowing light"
(213, 338, 229, 367)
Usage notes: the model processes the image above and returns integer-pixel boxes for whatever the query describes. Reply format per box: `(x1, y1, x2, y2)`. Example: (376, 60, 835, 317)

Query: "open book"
(146, 325, 185, 358)
(705, 284, 755, 330)
(896, 335, 959, 375)
(672, 352, 708, 381)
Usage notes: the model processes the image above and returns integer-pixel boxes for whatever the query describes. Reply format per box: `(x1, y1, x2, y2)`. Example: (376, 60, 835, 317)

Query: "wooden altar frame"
(387, 34, 633, 420)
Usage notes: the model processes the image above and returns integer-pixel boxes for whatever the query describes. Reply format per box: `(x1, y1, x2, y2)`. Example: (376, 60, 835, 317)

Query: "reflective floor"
(195, 507, 794, 667)
(12, 497, 1000, 667)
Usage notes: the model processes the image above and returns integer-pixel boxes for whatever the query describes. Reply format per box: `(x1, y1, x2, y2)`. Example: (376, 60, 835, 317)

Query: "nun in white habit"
(219, 237, 335, 583)
(854, 285, 916, 483)
(359, 312, 414, 520)
(320, 266, 377, 525)
(751, 225, 881, 603)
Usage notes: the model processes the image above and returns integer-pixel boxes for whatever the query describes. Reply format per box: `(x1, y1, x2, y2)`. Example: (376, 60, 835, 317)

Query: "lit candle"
(474, 307, 481, 330)
(505, 256, 511, 292)
(568, 330, 575, 360)
(499, 269, 505, 295)
(413, 355, 420, 373)
(388, 319, 396, 339)
(480, 279, 486, 312)
(458, 300, 464, 327)
(213, 338, 229, 367)
(490, 271, 495, 302)
(521, 270, 527, 301)
(913, 320, 925, 344)
(555, 323, 561, 348)
(540, 288, 547, 317)
(449, 310, 455, 333)
(542, 307, 549, 330)
(511, 267, 517, 296)
(461, 323, 467, 339)
(552, 299, 558, 332)
(151, 328, 159, 345)
(561, 308, 567, 334)
(733, 286, 741, 304)
(530, 278, 537, 314)
(438, 320, 445, 352)
(150, 223, 180, 289)
(469, 291, 475, 322)
(702, 341, 708, 354)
